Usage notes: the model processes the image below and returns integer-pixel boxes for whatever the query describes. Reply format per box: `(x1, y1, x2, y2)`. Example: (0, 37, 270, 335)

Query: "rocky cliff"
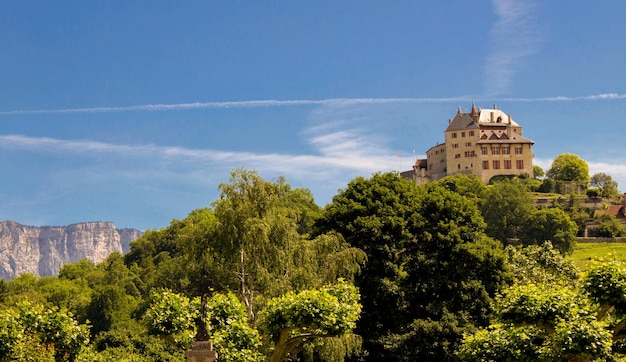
(0, 220, 142, 279)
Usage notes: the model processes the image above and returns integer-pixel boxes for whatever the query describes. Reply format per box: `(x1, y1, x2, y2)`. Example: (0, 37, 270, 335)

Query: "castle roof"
(445, 104, 520, 132)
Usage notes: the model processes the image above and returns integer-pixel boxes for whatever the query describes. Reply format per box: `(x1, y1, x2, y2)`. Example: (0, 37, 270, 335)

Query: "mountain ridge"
(0, 220, 143, 279)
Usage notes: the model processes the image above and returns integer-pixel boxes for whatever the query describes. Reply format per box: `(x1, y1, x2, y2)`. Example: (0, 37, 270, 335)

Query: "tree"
(436, 174, 485, 202)
(396, 183, 511, 361)
(143, 290, 198, 348)
(315, 172, 421, 359)
(317, 172, 511, 360)
(591, 172, 620, 198)
(0, 301, 90, 362)
(209, 168, 309, 319)
(204, 292, 263, 362)
(505, 242, 579, 287)
(597, 214, 626, 237)
(537, 178, 555, 193)
(259, 281, 361, 362)
(520, 208, 578, 255)
(533, 165, 545, 179)
(583, 261, 626, 349)
(479, 179, 536, 244)
(458, 284, 612, 361)
(546, 153, 590, 183)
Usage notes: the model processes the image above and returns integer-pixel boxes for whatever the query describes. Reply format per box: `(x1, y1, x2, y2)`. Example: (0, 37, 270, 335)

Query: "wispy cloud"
(0, 129, 397, 182)
(3, 93, 625, 116)
(0, 97, 469, 116)
(483, 0, 543, 96)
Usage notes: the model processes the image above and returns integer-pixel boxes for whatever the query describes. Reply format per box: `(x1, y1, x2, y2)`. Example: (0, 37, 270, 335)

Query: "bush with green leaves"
(143, 290, 198, 348)
(0, 301, 90, 362)
(458, 284, 612, 361)
(260, 281, 361, 362)
(204, 292, 263, 362)
(597, 214, 625, 237)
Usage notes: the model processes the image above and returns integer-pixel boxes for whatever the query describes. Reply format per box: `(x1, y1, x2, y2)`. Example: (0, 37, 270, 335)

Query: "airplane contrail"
(0, 94, 624, 116)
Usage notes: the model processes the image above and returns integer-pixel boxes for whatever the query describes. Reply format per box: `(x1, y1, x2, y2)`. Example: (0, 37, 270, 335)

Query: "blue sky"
(1, 0, 625, 230)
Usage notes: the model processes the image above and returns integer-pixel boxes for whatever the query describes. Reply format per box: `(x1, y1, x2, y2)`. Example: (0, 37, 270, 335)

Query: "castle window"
(452, 143, 459, 148)
(455, 153, 461, 159)
(515, 146, 523, 154)
(482, 160, 489, 169)
(458, 164, 461, 169)
(502, 146, 510, 155)
(465, 142, 472, 147)
(516, 160, 524, 169)
(481, 146, 488, 155)
(461, 132, 466, 137)
(493, 160, 500, 169)
(492, 146, 500, 155)
(504, 160, 511, 169)
(465, 151, 475, 157)
(452, 133, 457, 138)
(469, 130, 475, 137)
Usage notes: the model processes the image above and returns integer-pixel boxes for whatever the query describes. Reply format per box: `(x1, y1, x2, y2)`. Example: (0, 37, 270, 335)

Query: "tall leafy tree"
(317, 172, 511, 360)
(480, 179, 536, 245)
(395, 183, 511, 361)
(520, 208, 578, 255)
(533, 165, 545, 179)
(210, 168, 302, 319)
(260, 281, 361, 362)
(315, 172, 420, 359)
(590, 172, 620, 198)
(546, 153, 590, 183)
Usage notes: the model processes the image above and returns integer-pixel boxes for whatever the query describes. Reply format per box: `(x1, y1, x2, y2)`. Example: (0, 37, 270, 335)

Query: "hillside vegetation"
(0, 164, 625, 361)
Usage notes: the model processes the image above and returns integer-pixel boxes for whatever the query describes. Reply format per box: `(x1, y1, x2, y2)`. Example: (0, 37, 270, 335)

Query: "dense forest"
(1, 153, 625, 361)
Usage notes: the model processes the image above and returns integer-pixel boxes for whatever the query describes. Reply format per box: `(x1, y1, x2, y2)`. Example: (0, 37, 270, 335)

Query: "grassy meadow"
(571, 241, 626, 270)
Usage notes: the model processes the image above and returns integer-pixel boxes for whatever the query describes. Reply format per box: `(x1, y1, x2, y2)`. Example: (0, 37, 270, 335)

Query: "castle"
(401, 103, 535, 184)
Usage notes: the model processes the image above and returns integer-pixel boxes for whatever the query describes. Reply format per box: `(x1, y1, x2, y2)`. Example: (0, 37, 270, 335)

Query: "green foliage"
(480, 179, 536, 244)
(288, 233, 366, 292)
(0, 301, 90, 362)
(459, 284, 612, 361)
(506, 242, 579, 286)
(143, 290, 198, 348)
(91, 329, 186, 361)
(583, 262, 626, 315)
(204, 292, 263, 362)
(598, 214, 626, 237)
(317, 172, 511, 360)
(537, 177, 555, 193)
(315, 172, 421, 358)
(546, 153, 590, 183)
(520, 208, 578, 255)
(458, 324, 545, 361)
(587, 188, 601, 198)
(260, 281, 361, 362)
(591, 172, 621, 198)
(436, 174, 485, 201)
(533, 165, 545, 179)
(87, 285, 139, 335)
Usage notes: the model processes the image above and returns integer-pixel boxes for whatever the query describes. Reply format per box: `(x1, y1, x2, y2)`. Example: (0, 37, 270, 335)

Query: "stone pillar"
(186, 341, 218, 362)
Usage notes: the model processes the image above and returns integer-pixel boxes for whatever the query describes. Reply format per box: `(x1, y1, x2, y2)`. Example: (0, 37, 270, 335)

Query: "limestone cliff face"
(0, 220, 142, 279)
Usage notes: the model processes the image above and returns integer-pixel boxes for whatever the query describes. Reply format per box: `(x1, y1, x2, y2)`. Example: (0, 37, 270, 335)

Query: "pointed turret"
(470, 101, 478, 121)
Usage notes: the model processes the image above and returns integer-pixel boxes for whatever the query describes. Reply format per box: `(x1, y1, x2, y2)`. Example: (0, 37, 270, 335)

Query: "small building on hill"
(593, 195, 626, 219)
(403, 103, 535, 184)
